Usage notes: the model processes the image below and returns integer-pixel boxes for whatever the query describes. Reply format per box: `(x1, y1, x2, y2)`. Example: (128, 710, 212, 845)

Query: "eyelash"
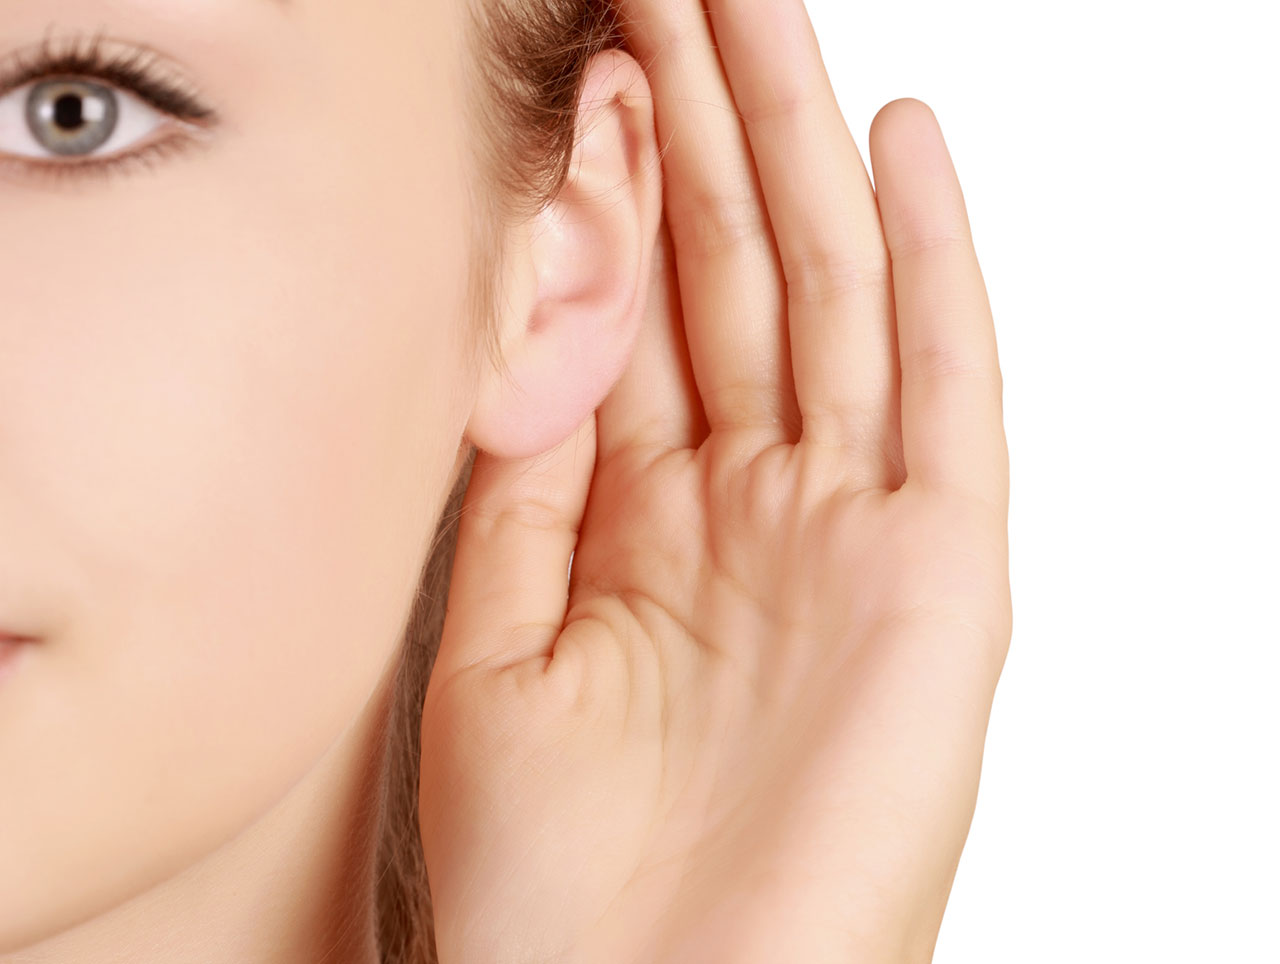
(0, 28, 219, 186)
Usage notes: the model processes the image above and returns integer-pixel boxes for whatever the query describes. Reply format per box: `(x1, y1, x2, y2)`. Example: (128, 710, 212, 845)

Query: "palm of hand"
(422, 434, 1005, 964)
(419, 1, 1009, 962)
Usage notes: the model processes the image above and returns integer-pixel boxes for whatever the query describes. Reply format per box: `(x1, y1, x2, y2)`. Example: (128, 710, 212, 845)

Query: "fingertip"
(868, 98, 955, 204)
(871, 97, 937, 141)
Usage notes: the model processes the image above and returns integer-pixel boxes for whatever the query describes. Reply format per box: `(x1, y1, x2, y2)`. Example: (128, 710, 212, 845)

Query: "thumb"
(430, 412, 596, 683)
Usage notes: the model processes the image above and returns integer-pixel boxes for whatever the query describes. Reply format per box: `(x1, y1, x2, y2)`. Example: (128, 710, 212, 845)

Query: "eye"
(0, 32, 219, 184)
(0, 75, 169, 161)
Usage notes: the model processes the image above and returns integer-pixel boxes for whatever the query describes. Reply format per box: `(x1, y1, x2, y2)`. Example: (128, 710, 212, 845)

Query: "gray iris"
(25, 78, 119, 156)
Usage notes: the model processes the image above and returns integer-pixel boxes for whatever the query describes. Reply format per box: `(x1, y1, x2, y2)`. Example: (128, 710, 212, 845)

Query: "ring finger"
(706, 0, 904, 487)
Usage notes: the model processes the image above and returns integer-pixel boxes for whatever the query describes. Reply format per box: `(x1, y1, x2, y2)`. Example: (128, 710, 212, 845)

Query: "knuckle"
(669, 180, 769, 260)
(781, 251, 891, 309)
(466, 495, 574, 536)
(902, 340, 993, 383)
(738, 85, 817, 129)
(892, 229, 974, 262)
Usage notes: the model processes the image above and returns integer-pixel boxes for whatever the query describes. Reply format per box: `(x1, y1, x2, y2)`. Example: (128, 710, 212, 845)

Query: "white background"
(804, 0, 1278, 959)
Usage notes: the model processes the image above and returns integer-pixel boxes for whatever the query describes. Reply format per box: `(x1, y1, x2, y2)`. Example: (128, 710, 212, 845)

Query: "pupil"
(53, 94, 85, 130)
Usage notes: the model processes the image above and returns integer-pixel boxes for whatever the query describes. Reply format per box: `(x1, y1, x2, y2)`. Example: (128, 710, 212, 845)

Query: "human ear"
(463, 49, 662, 460)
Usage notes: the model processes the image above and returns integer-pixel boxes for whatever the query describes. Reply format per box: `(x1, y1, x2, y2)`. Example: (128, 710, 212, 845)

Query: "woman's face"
(1, 0, 477, 946)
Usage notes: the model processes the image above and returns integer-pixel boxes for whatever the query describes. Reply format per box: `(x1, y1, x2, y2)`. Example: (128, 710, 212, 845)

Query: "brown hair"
(373, 1, 627, 961)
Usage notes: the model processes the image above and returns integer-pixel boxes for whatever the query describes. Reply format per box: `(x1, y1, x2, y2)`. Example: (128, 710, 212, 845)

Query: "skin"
(0, 0, 657, 960)
(420, 0, 1010, 962)
(1, 0, 1008, 961)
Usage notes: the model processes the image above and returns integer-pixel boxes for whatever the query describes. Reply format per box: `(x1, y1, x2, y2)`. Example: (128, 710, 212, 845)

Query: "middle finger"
(619, 0, 798, 445)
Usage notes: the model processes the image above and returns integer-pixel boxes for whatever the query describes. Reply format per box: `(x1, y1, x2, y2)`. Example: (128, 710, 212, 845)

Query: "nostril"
(1, 632, 38, 683)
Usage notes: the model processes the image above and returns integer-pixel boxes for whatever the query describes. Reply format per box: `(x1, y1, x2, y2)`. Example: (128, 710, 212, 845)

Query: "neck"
(9, 656, 401, 964)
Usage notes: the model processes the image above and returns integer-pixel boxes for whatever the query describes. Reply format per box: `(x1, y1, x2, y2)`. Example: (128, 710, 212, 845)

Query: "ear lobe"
(464, 49, 661, 461)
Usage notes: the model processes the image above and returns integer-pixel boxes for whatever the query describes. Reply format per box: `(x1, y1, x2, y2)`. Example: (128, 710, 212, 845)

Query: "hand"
(417, 0, 1010, 960)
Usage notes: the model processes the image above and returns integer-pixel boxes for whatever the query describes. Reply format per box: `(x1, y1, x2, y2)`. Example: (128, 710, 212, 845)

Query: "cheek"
(0, 97, 474, 942)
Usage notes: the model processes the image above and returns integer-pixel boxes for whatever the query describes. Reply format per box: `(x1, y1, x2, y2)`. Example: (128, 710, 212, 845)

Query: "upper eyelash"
(0, 26, 219, 124)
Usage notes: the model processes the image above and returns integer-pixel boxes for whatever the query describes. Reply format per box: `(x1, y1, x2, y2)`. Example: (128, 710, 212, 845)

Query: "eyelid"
(0, 130, 214, 190)
(0, 28, 219, 124)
